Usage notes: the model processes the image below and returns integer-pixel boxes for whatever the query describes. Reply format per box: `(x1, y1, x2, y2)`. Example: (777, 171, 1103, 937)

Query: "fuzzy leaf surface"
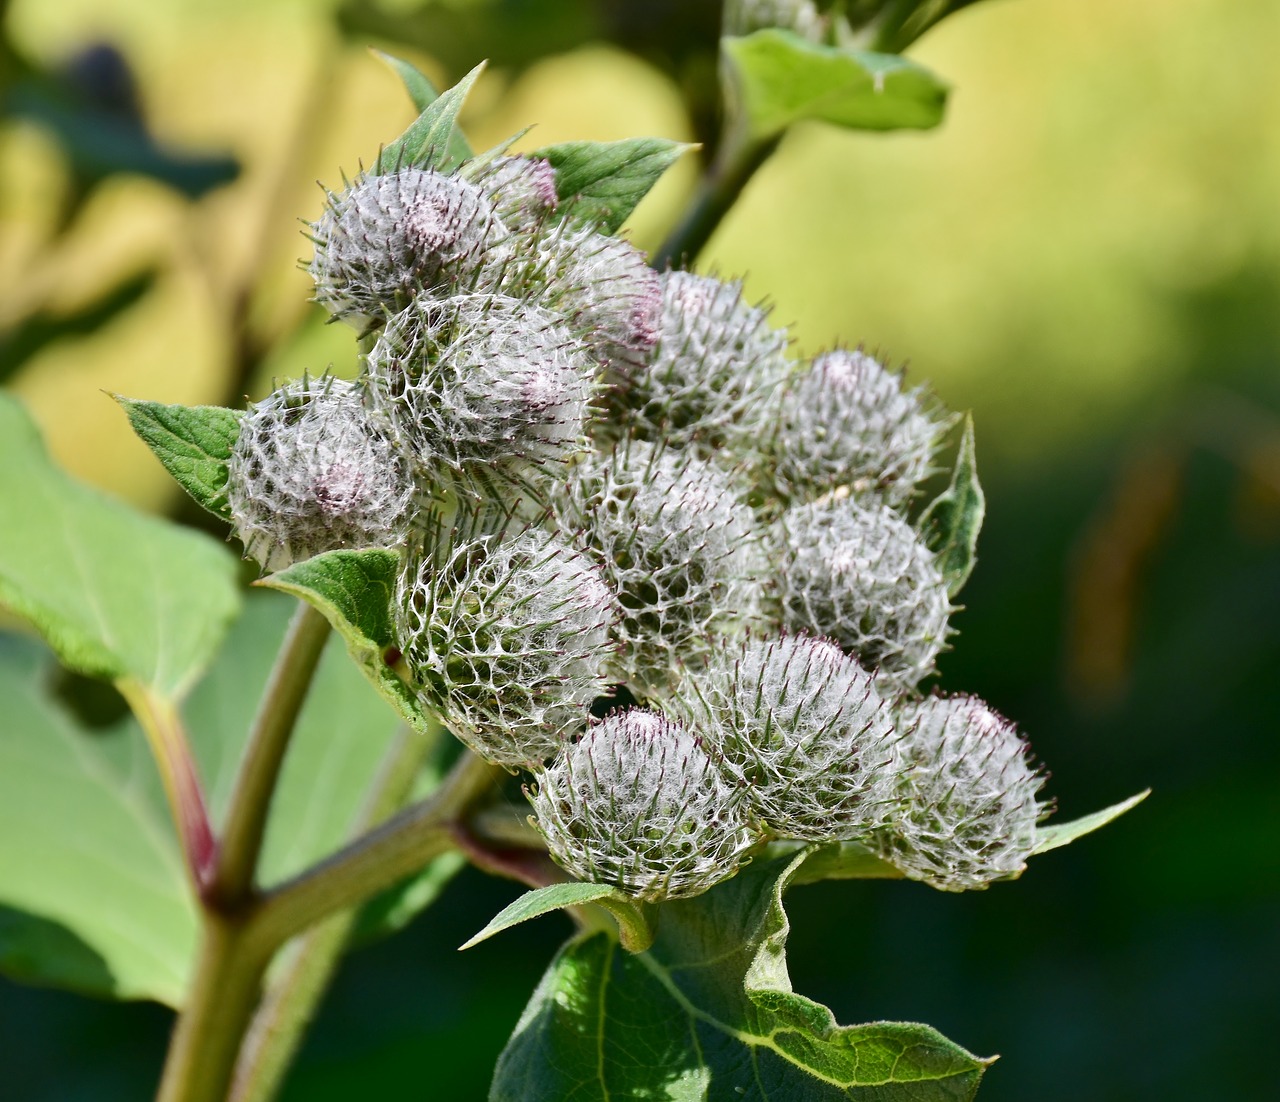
(0, 636, 195, 1005)
(118, 398, 242, 522)
(259, 548, 436, 738)
(532, 137, 692, 233)
(380, 60, 483, 173)
(1032, 790, 1150, 856)
(0, 394, 239, 698)
(492, 851, 989, 1101)
(919, 414, 985, 597)
(723, 29, 949, 141)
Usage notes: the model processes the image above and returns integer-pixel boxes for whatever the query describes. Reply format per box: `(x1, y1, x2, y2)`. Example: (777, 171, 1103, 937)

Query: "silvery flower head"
(227, 376, 413, 572)
(614, 271, 792, 456)
(671, 633, 898, 841)
(397, 525, 619, 769)
(877, 694, 1049, 891)
(768, 349, 950, 507)
(465, 155, 559, 230)
(529, 709, 756, 901)
(308, 167, 507, 325)
(774, 497, 953, 690)
(505, 225, 661, 380)
(557, 439, 765, 697)
(364, 293, 595, 505)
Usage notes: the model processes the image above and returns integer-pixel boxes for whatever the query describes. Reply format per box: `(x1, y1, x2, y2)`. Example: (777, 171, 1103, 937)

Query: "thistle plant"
(0, 13, 1149, 1102)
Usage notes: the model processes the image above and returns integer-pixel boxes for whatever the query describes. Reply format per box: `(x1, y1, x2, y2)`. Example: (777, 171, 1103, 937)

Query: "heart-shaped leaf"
(492, 850, 989, 1100)
(0, 393, 239, 699)
(722, 29, 949, 141)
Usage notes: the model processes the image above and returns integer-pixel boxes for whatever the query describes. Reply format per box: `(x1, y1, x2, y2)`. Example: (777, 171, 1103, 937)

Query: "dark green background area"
(3, 0, 1278, 1098)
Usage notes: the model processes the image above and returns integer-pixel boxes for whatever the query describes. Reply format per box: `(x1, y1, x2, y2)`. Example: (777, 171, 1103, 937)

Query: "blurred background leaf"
(1, 0, 1277, 1099)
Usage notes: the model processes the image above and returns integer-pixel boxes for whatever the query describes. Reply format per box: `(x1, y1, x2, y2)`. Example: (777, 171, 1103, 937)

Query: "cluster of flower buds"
(223, 143, 1052, 903)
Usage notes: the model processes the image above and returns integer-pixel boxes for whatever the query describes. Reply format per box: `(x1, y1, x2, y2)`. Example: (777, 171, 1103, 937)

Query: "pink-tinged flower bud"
(775, 498, 953, 690)
(228, 377, 413, 572)
(672, 633, 898, 841)
(308, 167, 507, 325)
(768, 349, 950, 507)
(397, 528, 619, 769)
(557, 440, 765, 697)
(365, 293, 595, 505)
(877, 695, 1049, 891)
(529, 709, 756, 900)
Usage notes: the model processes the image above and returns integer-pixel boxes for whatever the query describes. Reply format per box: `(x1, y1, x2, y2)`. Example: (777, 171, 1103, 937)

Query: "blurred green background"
(2, 0, 1277, 1098)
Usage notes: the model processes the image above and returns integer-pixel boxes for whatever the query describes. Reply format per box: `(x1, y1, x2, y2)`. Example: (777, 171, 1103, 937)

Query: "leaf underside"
(920, 413, 985, 597)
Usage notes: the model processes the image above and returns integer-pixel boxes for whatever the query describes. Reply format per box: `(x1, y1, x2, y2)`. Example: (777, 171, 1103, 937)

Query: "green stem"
(650, 131, 780, 271)
(249, 750, 503, 955)
(208, 603, 331, 908)
(154, 915, 274, 1102)
(228, 722, 443, 1102)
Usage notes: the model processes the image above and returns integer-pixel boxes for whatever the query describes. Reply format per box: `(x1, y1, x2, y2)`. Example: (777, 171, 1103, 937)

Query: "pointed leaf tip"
(1033, 790, 1150, 855)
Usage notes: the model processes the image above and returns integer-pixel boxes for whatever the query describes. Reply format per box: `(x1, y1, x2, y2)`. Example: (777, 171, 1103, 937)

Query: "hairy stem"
(249, 749, 503, 955)
(228, 721, 445, 1102)
(651, 132, 779, 271)
(208, 603, 331, 908)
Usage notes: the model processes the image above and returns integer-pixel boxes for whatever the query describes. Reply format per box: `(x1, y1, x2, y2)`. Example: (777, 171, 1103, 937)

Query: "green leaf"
(372, 48, 441, 113)
(919, 413, 985, 597)
(790, 840, 904, 886)
(0, 636, 195, 1005)
(492, 851, 990, 1101)
(1032, 790, 1150, 856)
(379, 60, 482, 174)
(461, 883, 627, 950)
(258, 548, 437, 739)
(0, 393, 240, 698)
(722, 29, 949, 141)
(117, 398, 243, 522)
(531, 137, 694, 234)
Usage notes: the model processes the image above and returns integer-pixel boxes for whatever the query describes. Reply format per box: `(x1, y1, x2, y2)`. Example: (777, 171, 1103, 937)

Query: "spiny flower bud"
(465, 155, 559, 229)
(725, 0, 827, 40)
(775, 499, 952, 689)
(308, 168, 507, 324)
(529, 709, 756, 901)
(671, 634, 898, 841)
(506, 225, 660, 378)
(617, 271, 792, 454)
(876, 695, 1049, 891)
(365, 294, 595, 503)
(397, 528, 619, 769)
(557, 440, 764, 697)
(227, 376, 413, 572)
(768, 349, 949, 507)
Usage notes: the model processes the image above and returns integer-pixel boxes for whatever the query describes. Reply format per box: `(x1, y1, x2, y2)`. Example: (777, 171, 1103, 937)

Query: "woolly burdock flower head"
(513, 226, 660, 378)
(768, 349, 949, 507)
(616, 271, 791, 453)
(465, 155, 559, 230)
(775, 498, 952, 689)
(671, 633, 898, 841)
(557, 440, 764, 697)
(877, 695, 1049, 891)
(529, 709, 755, 901)
(397, 527, 619, 769)
(227, 376, 413, 572)
(308, 167, 506, 324)
(365, 293, 595, 503)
